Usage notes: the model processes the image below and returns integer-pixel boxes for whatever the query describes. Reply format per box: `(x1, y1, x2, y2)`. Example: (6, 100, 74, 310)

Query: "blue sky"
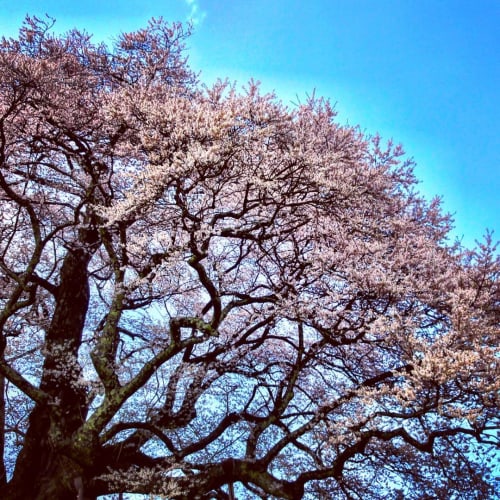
(1, 0, 498, 248)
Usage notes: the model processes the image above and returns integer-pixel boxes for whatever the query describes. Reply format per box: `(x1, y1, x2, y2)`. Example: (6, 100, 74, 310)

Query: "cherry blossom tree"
(0, 16, 498, 499)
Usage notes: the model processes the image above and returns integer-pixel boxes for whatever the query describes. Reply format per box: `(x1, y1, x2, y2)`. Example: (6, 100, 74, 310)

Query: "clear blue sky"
(1, 0, 498, 248)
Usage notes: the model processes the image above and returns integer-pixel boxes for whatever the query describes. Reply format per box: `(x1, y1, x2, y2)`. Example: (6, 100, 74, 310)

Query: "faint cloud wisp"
(185, 0, 206, 26)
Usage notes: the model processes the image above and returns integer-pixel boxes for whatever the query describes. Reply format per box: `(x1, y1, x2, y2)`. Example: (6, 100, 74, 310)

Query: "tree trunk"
(1, 400, 100, 498)
(1, 243, 98, 499)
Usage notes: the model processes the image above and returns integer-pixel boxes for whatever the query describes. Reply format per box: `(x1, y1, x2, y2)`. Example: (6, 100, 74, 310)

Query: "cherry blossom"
(0, 16, 498, 499)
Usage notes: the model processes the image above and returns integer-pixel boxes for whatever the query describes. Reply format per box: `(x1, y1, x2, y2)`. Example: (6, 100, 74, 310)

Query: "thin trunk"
(0, 374, 6, 487)
(228, 482, 235, 500)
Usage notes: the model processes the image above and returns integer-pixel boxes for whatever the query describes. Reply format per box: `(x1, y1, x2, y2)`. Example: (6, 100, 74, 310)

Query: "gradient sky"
(1, 0, 498, 248)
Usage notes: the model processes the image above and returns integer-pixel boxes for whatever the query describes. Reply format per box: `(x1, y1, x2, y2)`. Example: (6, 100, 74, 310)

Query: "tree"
(0, 16, 498, 500)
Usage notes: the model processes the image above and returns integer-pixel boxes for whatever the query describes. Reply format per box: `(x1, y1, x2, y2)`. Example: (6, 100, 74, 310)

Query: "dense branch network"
(0, 15, 498, 499)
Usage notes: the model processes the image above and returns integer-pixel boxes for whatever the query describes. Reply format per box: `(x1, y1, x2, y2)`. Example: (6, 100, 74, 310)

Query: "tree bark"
(1, 244, 97, 499)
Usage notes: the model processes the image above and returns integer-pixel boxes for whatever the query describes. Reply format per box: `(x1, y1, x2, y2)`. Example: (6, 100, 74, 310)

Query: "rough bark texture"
(4, 247, 95, 499)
